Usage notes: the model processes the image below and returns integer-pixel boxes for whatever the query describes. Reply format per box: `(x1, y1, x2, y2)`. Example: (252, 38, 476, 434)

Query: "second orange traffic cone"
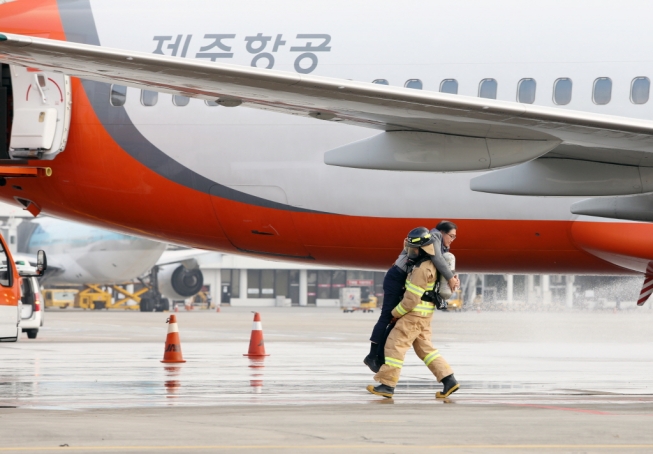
(161, 315, 186, 363)
(244, 312, 270, 357)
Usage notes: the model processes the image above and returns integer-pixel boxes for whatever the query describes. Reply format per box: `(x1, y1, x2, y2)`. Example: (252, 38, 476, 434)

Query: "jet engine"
(157, 264, 204, 300)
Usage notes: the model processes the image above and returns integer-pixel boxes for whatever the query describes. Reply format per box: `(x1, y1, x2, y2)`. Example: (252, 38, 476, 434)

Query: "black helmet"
(404, 227, 435, 248)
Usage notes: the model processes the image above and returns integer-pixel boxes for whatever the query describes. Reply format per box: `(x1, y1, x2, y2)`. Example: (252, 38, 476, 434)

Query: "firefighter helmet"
(404, 227, 435, 248)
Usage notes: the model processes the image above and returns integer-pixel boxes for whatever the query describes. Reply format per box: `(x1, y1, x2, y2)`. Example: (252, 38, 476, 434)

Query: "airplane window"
(405, 79, 423, 90)
(553, 78, 572, 105)
(592, 77, 612, 105)
(479, 79, 497, 99)
(141, 90, 158, 107)
(631, 77, 650, 104)
(372, 79, 389, 85)
(517, 78, 536, 104)
(440, 79, 458, 94)
(173, 95, 190, 107)
(109, 85, 127, 107)
(205, 100, 219, 106)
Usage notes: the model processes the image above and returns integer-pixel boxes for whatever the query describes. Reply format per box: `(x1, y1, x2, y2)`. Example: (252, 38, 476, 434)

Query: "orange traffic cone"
(244, 312, 270, 357)
(161, 315, 186, 363)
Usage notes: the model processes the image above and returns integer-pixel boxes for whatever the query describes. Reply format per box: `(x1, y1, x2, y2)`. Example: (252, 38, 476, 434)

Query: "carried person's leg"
(370, 266, 406, 343)
(364, 266, 407, 372)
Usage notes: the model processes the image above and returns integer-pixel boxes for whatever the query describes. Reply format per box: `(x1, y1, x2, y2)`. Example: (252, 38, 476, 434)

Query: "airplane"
(0, 1, 651, 302)
(16, 216, 207, 311)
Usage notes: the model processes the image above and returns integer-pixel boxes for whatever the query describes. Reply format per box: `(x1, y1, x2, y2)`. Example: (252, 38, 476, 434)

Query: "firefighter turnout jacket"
(375, 259, 454, 388)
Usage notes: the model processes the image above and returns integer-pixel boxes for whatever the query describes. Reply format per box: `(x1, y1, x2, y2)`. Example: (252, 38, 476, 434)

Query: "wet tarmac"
(1, 308, 653, 453)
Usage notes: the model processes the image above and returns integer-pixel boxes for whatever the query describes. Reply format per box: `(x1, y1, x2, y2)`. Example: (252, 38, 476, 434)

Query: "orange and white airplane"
(0, 0, 652, 301)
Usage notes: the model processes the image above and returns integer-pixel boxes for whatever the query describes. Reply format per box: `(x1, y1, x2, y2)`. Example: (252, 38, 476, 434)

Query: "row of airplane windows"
(109, 76, 652, 108)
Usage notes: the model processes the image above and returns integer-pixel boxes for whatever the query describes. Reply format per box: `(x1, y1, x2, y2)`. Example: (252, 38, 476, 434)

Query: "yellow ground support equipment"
(75, 284, 148, 310)
(43, 289, 78, 309)
(446, 289, 464, 311)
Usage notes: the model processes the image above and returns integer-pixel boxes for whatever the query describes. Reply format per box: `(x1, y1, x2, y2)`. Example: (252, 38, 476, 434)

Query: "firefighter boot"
(364, 343, 382, 373)
(366, 384, 395, 398)
(436, 374, 459, 398)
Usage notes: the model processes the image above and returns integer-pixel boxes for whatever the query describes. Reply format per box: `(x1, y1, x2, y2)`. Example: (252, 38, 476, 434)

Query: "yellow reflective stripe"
(415, 302, 435, 313)
(405, 280, 426, 296)
(410, 238, 421, 243)
(405, 280, 426, 292)
(385, 357, 404, 368)
(424, 351, 441, 366)
(394, 304, 408, 316)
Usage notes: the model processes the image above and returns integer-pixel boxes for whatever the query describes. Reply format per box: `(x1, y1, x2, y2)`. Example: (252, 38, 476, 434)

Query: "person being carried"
(366, 227, 459, 399)
(364, 221, 459, 372)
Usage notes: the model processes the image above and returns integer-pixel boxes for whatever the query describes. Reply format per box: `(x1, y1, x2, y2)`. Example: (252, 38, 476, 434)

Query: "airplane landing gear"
(139, 266, 169, 312)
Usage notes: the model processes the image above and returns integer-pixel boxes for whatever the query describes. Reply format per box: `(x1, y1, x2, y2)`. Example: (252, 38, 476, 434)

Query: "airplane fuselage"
(0, 0, 651, 274)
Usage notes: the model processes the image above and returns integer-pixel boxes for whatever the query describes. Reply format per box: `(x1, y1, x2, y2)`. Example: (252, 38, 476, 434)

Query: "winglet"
(637, 262, 653, 306)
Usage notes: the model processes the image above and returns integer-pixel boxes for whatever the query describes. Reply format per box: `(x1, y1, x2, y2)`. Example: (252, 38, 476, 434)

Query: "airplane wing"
(4, 32, 653, 215)
(2, 32, 653, 176)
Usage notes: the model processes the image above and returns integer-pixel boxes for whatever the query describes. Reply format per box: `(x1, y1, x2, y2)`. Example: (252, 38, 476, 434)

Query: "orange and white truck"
(0, 237, 46, 342)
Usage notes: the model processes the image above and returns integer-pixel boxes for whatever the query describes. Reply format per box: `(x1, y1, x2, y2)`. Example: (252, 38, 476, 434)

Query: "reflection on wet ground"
(1, 339, 652, 410)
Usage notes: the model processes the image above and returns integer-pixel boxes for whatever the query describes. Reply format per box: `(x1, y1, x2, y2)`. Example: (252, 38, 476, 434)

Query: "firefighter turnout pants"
(374, 312, 453, 388)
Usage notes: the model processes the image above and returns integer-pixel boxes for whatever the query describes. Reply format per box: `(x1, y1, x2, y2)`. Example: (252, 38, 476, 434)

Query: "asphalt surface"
(1, 307, 653, 453)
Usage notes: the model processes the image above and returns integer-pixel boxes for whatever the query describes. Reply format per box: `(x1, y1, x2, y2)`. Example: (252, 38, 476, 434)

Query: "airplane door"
(8, 65, 71, 160)
(209, 185, 311, 258)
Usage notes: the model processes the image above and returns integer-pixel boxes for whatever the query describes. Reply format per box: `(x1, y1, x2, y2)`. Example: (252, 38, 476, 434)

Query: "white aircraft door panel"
(9, 66, 71, 159)
(11, 108, 57, 150)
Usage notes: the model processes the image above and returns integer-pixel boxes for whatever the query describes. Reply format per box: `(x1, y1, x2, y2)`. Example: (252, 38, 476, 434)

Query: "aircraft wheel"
(140, 297, 152, 312)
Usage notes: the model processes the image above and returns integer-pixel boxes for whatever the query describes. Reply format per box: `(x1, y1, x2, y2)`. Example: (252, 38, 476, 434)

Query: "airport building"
(198, 253, 386, 307)
(198, 254, 645, 310)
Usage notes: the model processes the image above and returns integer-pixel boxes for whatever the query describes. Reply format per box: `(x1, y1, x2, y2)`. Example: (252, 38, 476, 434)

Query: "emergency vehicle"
(0, 241, 47, 342)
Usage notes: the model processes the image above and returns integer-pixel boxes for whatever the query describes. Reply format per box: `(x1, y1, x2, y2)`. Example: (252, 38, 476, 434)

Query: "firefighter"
(366, 227, 459, 399)
(364, 222, 459, 372)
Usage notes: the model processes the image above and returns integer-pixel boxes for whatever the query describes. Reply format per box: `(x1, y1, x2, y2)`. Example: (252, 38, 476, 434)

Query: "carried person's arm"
(428, 231, 454, 281)
(391, 264, 430, 318)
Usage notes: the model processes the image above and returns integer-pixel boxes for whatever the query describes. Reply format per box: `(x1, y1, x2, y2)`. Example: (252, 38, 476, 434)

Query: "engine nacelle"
(158, 264, 204, 300)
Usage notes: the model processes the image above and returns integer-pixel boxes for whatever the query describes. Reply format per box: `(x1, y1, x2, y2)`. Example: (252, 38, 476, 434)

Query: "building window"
(307, 271, 317, 305)
(404, 79, 423, 90)
(374, 272, 385, 307)
(593, 77, 612, 105)
(173, 95, 190, 107)
(289, 270, 300, 306)
(440, 79, 458, 94)
(110, 85, 127, 107)
(220, 269, 239, 298)
(205, 100, 219, 106)
(141, 90, 158, 107)
(331, 270, 346, 299)
(372, 79, 389, 85)
(317, 270, 332, 299)
(275, 270, 289, 299)
(247, 270, 261, 298)
(631, 77, 650, 104)
(553, 78, 572, 105)
(517, 78, 536, 104)
(261, 270, 275, 297)
(479, 79, 498, 99)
